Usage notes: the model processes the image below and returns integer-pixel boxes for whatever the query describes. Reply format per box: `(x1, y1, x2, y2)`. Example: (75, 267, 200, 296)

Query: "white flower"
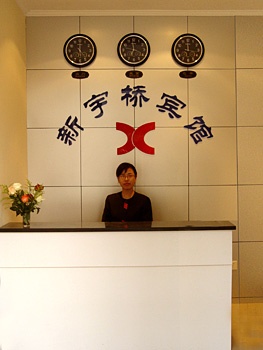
(8, 182, 22, 195)
(36, 195, 44, 203)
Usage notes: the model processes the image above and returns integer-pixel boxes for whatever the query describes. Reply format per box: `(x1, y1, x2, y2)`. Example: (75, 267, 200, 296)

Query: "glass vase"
(22, 212, 31, 228)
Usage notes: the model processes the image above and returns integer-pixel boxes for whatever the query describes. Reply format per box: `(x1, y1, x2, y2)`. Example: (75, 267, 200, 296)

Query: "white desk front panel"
(0, 229, 232, 350)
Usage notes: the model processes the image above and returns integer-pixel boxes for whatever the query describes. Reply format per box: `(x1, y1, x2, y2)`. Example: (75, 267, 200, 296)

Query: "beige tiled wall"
(236, 16, 263, 301)
(26, 15, 263, 299)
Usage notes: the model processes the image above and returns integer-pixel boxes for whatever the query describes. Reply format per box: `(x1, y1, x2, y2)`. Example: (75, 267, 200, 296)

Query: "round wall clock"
(171, 33, 205, 67)
(63, 34, 97, 68)
(117, 33, 150, 67)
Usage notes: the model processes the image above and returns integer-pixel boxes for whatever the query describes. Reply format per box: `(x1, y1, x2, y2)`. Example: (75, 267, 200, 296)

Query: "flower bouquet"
(1, 180, 44, 228)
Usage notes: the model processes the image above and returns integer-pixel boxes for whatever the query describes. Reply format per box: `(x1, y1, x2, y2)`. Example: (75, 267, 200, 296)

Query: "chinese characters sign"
(58, 84, 213, 150)
(57, 116, 84, 146)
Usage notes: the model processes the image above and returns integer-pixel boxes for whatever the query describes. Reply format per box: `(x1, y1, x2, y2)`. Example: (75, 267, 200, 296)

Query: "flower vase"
(22, 212, 31, 228)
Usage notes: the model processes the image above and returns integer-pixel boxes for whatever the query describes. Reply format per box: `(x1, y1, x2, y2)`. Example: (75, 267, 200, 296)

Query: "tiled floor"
(232, 303, 263, 349)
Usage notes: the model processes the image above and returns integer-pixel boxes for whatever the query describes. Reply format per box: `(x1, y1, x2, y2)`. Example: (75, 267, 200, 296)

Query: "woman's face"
(118, 167, 136, 191)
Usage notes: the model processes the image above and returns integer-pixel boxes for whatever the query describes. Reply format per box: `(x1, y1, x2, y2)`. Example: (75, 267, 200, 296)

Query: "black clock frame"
(171, 33, 205, 67)
(117, 33, 150, 67)
(63, 34, 97, 68)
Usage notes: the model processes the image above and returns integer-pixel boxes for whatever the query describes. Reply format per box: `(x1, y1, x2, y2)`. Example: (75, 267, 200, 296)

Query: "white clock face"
(172, 34, 205, 67)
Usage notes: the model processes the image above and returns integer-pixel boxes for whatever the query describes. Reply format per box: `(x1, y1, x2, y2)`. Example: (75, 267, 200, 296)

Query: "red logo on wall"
(116, 122, 155, 155)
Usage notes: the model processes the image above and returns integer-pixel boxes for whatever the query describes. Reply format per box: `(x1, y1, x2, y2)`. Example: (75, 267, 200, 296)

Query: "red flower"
(34, 184, 44, 191)
(21, 194, 30, 203)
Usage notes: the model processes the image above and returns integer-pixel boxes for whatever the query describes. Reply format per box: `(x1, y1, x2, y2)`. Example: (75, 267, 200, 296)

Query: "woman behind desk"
(102, 163, 152, 222)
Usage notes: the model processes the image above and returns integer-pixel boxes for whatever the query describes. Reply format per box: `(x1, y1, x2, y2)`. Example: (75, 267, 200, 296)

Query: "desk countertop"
(0, 221, 236, 232)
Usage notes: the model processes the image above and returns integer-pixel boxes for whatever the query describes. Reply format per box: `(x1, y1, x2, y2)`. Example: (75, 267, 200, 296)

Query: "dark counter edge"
(0, 221, 236, 232)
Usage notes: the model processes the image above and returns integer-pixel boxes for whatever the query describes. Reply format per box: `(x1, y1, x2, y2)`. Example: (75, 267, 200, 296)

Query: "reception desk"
(0, 221, 235, 350)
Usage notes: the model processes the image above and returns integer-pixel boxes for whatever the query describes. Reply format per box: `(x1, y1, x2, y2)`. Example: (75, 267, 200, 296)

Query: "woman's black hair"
(116, 162, 137, 178)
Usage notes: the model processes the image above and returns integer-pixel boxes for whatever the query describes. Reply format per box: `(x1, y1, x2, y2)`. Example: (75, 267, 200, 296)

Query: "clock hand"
(185, 43, 191, 51)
